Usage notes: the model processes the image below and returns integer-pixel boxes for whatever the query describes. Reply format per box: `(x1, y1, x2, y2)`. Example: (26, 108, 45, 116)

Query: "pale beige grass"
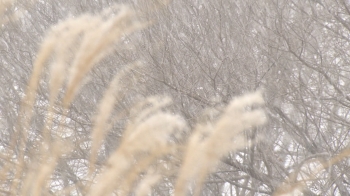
(2, 3, 271, 196)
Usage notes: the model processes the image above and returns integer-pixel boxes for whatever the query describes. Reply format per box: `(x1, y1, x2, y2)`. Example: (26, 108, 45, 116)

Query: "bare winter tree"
(1, 0, 350, 195)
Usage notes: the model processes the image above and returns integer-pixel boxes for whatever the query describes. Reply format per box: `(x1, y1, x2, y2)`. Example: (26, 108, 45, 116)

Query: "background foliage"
(1, 0, 350, 195)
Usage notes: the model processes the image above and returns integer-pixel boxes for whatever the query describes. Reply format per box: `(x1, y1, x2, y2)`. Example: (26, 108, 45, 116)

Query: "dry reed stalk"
(62, 6, 146, 108)
(274, 148, 350, 195)
(41, 16, 95, 146)
(88, 99, 187, 195)
(89, 62, 143, 173)
(9, 21, 69, 192)
(20, 141, 71, 195)
(10, 32, 57, 195)
(1, 2, 273, 195)
(48, 15, 96, 103)
(118, 145, 176, 195)
(46, 7, 146, 149)
(44, 6, 145, 141)
(0, 0, 11, 13)
(175, 91, 266, 196)
(8, 4, 145, 195)
(134, 169, 161, 196)
(0, 0, 12, 24)
(1, 0, 36, 25)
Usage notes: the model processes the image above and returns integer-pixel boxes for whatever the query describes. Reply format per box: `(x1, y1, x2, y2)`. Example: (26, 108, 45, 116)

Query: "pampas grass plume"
(175, 91, 266, 196)
(2, 3, 272, 196)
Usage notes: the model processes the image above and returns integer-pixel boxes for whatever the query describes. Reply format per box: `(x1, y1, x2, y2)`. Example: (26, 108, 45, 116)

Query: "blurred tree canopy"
(1, 0, 350, 195)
